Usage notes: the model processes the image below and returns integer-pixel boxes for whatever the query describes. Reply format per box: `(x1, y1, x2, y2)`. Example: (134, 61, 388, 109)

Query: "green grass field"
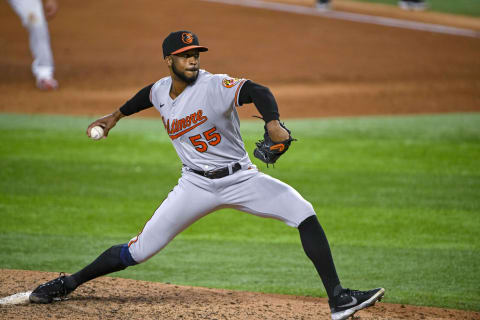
(1, 112, 479, 311)
(352, 0, 480, 17)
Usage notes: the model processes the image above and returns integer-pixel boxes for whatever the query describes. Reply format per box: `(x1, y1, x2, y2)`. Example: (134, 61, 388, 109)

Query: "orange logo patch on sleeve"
(222, 77, 240, 88)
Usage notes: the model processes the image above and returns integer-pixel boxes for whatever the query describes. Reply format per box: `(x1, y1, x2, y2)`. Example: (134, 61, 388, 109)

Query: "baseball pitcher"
(28, 31, 384, 320)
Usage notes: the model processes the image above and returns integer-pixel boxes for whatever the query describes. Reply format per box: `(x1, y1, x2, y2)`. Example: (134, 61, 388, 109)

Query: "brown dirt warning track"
(1, 0, 479, 118)
(1, 0, 479, 319)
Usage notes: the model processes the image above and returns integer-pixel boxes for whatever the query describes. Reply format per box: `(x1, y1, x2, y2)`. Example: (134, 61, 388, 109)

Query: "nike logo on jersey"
(159, 103, 165, 108)
(163, 109, 208, 140)
(337, 297, 358, 308)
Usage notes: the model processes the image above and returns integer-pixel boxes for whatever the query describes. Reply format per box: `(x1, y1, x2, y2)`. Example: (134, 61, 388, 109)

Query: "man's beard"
(172, 61, 198, 84)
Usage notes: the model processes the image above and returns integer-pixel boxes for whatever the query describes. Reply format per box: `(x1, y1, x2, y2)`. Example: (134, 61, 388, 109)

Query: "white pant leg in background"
(7, 0, 55, 80)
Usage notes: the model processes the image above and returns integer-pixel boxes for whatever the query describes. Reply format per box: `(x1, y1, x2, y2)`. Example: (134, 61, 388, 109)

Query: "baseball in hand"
(90, 126, 104, 140)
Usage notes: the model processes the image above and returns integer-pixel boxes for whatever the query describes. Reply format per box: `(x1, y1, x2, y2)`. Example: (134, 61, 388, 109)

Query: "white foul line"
(201, 0, 480, 38)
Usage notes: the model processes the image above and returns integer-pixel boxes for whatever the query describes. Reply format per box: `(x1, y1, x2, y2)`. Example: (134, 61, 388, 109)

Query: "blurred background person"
(7, 0, 59, 90)
(398, 0, 427, 11)
(316, 0, 331, 11)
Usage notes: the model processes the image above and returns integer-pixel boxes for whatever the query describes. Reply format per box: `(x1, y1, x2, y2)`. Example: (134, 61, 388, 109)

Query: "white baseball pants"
(128, 167, 315, 263)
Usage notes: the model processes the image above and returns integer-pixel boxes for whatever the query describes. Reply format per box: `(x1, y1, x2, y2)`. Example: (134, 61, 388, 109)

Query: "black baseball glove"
(254, 122, 296, 165)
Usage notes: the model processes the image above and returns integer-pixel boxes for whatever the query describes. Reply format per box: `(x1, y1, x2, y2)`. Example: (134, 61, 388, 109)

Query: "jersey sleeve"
(210, 74, 248, 112)
(150, 80, 161, 108)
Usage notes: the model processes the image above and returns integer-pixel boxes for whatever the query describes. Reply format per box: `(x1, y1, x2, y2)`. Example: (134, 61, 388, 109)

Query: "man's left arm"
(238, 81, 295, 164)
(238, 80, 290, 142)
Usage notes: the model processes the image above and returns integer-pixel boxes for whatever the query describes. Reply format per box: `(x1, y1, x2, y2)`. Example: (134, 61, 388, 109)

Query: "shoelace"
(38, 272, 69, 297)
(341, 288, 366, 297)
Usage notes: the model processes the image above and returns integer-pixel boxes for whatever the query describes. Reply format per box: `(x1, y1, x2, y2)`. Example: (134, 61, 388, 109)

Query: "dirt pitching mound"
(1, 269, 478, 320)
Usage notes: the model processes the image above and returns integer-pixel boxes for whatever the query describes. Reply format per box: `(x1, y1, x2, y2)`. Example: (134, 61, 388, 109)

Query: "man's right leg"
(30, 173, 221, 303)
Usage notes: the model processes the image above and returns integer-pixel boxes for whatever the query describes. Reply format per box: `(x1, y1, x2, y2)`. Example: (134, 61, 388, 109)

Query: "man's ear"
(165, 56, 173, 67)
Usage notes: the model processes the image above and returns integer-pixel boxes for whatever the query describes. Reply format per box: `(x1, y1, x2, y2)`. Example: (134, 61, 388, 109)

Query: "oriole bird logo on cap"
(182, 33, 194, 44)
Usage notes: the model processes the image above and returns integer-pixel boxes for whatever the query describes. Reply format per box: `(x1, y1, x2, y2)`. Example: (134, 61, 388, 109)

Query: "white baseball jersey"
(127, 70, 315, 263)
(150, 69, 251, 172)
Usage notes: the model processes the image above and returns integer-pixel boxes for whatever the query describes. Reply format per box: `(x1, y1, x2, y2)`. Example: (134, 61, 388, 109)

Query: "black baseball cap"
(162, 31, 208, 58)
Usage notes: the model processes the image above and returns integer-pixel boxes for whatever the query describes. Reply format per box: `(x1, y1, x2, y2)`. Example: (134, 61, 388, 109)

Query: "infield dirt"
(1, 0, 479, 119)
(1, 0, 479, 319)
(1, 270, 479, 320)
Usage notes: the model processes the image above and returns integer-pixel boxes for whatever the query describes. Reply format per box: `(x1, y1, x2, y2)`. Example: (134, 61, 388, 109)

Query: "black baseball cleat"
(29, 273, 74, 304)
(329, 287, 385, 320)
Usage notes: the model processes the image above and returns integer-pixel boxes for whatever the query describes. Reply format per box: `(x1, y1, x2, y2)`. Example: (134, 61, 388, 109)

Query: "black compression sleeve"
(238, 80, 279, 123)
(298, 215, 341, 300)
(119, 83, 154, 116)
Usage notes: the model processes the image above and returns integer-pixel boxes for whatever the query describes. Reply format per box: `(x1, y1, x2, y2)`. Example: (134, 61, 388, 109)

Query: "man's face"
(168, 49, 200, 84)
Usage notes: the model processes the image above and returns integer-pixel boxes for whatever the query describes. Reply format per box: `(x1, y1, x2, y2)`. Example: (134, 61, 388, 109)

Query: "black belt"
(190, 163, 241, 179)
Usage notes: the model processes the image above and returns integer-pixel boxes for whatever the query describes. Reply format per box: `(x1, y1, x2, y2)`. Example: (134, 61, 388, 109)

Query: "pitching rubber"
(0, 291, 32, 305)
